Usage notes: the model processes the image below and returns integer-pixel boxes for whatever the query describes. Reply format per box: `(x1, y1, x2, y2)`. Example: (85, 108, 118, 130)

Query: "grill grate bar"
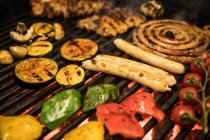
(196, 123, 210, 140)
(2, 83, 60, 115)
(0, 86, 21, 101)
(0, 13, 31, 32)
(143, 89, 179, 137)
(0, 10, 208, 139)
(174, 126, 194, 140)
(153, 119, 174, 140)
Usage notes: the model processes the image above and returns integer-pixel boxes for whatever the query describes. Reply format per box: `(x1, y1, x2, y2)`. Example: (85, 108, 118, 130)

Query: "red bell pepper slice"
(121, 92, 165, 123)
(96, 103, 144, 138)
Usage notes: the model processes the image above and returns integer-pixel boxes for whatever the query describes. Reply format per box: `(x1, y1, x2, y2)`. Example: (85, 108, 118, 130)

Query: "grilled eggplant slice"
(27, 41, 53, 57)
(56, 64, 85, 87)
(15, 58, 58, 84)
(60, 39, 98, 61)
(32, 22, 54, 35)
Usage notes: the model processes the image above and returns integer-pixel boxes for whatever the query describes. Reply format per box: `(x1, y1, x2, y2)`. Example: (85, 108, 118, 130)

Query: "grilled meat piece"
(69, 0, 110, 16)
(77, 15, 100, 31)
(140, 0, 164, 18)
(78, 8, 146, 37)
(31, 0, 70, 18)
(30, 0, 112, 18)
(96, 22, 118, 37)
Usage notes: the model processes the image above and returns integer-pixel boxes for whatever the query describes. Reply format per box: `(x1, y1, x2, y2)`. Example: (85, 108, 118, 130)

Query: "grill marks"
(55, 65, 85, 86)
(77, 8, 146, 37)
(60, 39, 98, 61)
(15, 58, 58, 84)
(133, 19, 209, 63)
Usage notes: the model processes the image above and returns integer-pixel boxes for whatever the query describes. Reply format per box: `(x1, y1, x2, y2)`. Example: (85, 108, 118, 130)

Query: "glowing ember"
(169, 125, 182, 140)
(21, 86, 63, 115)
(78, 118, 90, 127)
(43, 127, 61, 140)
(85, 72, 101, 84)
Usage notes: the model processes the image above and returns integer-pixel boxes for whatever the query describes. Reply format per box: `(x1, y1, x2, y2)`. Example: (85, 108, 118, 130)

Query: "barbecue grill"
(0, 0, 210, 139)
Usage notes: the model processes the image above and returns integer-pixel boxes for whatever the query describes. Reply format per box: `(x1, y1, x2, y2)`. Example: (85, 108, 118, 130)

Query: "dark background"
(0, 0, 209, 26)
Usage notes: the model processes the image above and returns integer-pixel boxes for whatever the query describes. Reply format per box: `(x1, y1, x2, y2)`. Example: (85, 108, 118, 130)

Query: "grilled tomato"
(190, 59, 205, 77)
(178, 87, 200, 105)
(183, 73, 202, 89)
(171, 105, 195, 127)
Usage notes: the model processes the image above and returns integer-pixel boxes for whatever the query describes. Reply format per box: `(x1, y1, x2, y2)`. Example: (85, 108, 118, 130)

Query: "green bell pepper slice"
(39, 89, 82, 130)
(83, 84, 119, 112)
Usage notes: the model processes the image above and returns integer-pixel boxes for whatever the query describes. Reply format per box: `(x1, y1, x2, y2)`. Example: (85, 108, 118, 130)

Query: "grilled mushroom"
(140, 0, 164, 18)
(16, 22, 27, 34)
(10, 46, 27, 59)
(10, 27, 34, 43)
(0, 50, 14, 64)
(53, 23, 65, 40)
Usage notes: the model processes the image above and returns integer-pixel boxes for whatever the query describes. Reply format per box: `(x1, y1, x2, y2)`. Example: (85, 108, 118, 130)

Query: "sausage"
(114, 38, 185, 74)
(94, 54, 177, 86)
(82, 59, 171, 92)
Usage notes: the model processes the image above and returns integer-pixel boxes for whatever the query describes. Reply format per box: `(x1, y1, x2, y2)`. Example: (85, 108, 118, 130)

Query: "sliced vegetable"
(0, 115, 42, 140)
(63, 121, 104, 140)
(39, 89, 82, 130)
(96, 103, 144, 138)
(55, 64, 85, 87)
(0, 50, 14, 64)
(121, 92, 165, 123)
(83, 84, 119, 112)
(27, 41, 53, 57)
(54, 23, 65, 40)
(60, 39, 98, 61)
(15, 58, 58, 84)
(32, 22, 54, 35)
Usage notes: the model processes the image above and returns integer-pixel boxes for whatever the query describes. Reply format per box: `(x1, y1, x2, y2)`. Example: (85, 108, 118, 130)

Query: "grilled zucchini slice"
(56, 64, 85, 87)
(32, 22, 54, 35)
(27, 41, 53, 57)
(15, 58, 58, 84)
(60, 39, 98, 61)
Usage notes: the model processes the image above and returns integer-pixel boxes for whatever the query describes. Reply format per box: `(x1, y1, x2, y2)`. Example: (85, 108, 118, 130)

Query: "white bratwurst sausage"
(114, 38, 185, 74)
(94, 54, 177, 86)
(82, 59, 171, 92)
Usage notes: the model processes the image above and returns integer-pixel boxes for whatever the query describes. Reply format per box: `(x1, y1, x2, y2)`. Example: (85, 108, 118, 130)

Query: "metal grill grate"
(0, 14, 209, 140)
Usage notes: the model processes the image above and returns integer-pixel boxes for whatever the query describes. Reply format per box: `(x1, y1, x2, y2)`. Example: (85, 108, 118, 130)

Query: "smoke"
(160, 0, 206, 24)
